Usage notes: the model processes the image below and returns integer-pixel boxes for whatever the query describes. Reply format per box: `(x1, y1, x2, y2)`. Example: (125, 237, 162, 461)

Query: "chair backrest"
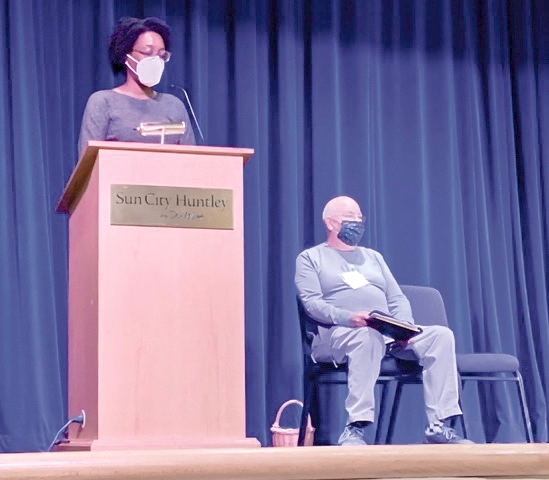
(400, 285, 449, 328)
(296, 297, 319, 358)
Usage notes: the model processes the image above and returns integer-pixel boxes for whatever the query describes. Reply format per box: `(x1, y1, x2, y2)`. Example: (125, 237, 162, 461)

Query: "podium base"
(56, 436, 261, 451)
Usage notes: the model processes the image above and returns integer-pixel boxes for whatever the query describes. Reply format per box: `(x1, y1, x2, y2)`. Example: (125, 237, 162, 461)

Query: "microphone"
(170, 84, 205, 145)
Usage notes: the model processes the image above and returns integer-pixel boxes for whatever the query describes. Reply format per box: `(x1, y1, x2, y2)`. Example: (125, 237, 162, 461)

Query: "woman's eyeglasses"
(132, 49, 171, 62)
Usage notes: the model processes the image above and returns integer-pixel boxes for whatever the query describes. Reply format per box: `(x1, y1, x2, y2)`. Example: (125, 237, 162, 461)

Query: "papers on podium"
(366, 310, 423, 341)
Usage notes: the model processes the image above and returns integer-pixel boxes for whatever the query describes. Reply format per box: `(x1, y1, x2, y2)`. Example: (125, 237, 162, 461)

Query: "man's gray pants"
(311, 325, 463, 425)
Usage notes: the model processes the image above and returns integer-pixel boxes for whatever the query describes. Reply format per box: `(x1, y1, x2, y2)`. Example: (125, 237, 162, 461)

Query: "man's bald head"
(322, 196, 362, 221)
(322, 196, 364, 249)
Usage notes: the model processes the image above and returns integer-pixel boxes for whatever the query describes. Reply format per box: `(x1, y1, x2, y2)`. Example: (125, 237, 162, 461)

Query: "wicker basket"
(270, 399, 315, 447)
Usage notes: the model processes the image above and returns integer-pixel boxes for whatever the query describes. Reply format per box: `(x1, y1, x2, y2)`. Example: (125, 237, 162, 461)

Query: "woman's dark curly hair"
(109, 17, 171, 75)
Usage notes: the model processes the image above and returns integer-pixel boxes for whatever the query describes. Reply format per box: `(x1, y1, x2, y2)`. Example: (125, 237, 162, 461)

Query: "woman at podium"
(78, 17, 196, 157)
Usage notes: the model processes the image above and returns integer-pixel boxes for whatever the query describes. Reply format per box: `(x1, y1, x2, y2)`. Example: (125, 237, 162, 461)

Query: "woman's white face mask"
(125, 54, 165, 87)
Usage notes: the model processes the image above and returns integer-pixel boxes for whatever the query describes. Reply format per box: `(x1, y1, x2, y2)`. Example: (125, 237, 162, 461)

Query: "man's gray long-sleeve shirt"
(295, 243, 414, 328)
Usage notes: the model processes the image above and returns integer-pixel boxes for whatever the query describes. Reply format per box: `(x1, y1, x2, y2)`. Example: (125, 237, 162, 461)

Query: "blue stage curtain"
(0, 0, 548, 451)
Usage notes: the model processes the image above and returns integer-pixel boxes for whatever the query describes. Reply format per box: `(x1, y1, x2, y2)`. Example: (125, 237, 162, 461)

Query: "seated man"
(295, 195, 473, 446)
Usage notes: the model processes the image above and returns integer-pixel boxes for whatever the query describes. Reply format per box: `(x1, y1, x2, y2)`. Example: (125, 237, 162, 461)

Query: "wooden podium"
(57, 141, 258, 450)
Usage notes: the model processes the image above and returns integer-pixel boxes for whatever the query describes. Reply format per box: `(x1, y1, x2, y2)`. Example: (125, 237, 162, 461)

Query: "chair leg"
(385, 381, 404, 444)
(458, 414, 467, 439)
(299, 374, 315, 446)
(515, 372, 534, 443)
(457, 378, 468, 439)
(375, 380, 391, 445)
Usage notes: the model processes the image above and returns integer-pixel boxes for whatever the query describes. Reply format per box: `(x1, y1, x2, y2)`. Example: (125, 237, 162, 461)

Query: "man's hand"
(349, 311, 371, 328)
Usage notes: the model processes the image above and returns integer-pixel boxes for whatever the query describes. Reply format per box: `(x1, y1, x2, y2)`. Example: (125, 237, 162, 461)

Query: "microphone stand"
(170, 84, 205, 145)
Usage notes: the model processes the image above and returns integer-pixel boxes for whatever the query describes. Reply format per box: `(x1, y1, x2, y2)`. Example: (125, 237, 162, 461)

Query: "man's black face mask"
(337, 220, 365, 246)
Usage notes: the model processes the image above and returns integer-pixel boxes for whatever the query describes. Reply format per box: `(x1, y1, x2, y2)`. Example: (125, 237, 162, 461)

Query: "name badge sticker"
(341, 271, 369, 289)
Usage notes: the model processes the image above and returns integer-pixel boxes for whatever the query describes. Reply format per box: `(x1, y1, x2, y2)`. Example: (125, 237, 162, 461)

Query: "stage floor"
(0, 443, 548, 480)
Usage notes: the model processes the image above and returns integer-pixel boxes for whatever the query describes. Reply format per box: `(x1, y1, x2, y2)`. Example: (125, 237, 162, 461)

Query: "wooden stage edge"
(1, 444, 549, 480)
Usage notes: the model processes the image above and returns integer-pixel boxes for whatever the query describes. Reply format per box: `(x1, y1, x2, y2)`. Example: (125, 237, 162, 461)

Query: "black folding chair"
(401, 285, 532, 443)
(297, 298, 422, 445)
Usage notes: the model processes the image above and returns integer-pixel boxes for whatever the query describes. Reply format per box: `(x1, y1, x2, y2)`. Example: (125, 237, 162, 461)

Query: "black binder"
(366, 310, 422, 341)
